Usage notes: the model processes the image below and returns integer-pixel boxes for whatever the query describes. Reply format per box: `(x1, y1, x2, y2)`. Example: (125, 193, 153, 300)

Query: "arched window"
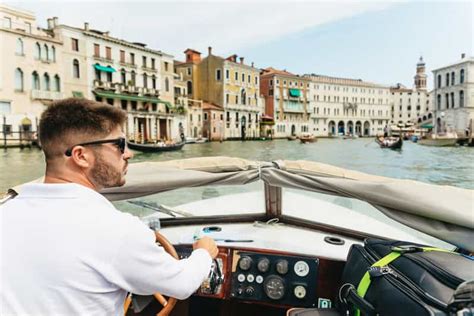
(187, 81, 192, 94)
(44, 44, 49, 61)
(445, 73, 449, 86)
(460, 69, 465, 84)
(143, 73, 148, 88)
(121, 69, 126, 85)
(16, 38, 24, 55)
(54, 75, 60, 92)
(73, 59, 80, 78)
(51, 46, 56, 62)
(15, 68, 24, 91)
(32, 71, 40, 90)
(451, 72, 455, 85)
(437, 75, 441, 88)
(241, 89, 246, 105)
(460, 91, 464, 107)
(437, 94, 441, 111)
(35, 43, 41, 60)
(152, 75, 156, 89)
(165, 77, 169, 92)
(43, 73, 50, 91)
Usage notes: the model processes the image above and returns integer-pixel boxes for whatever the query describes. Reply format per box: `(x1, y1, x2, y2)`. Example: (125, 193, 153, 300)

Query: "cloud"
(7, 1, 394, 59)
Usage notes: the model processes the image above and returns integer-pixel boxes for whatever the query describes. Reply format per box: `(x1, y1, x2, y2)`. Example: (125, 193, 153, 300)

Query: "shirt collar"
(16, 183, 106, 201)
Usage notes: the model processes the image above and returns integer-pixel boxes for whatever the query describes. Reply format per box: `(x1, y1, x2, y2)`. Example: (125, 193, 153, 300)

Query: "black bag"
(338, 239, 474, 316)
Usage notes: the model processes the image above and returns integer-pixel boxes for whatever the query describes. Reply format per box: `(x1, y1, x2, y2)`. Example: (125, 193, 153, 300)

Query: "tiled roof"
(202, 102, 224, 111)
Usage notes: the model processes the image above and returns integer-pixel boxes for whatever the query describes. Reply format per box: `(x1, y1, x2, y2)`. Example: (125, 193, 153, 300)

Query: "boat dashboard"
(160, 223, 355, 309)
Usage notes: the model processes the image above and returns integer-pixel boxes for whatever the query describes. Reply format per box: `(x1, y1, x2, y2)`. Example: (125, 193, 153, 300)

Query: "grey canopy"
(13, 156, 474, 252)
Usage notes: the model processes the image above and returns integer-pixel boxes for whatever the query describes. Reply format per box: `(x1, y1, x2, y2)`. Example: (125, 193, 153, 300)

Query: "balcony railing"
(31, 90, 63, 100)
(93, 81, 161, 98)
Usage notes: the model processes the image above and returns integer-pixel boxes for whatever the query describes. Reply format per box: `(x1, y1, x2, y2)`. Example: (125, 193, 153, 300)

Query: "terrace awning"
(289, 89, 301, 97)
(94, 64, 116, 73)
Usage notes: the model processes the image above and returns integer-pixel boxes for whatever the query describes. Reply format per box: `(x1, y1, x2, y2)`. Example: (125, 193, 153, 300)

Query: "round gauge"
(263, 275, 286, 300)
(237, 274, 245, 282)
(256, 275, 264, 284)
(238, 256, 252, 271)
(246, 274, 255, 283)
(257, 257, 270, 273)
(294, 261, 310, 277)
(276, 259, 289, 275)
(294, 285, 307, 299)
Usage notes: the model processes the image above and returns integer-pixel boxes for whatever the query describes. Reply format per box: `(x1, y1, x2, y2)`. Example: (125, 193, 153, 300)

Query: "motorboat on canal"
(7, 157, 473, 316)
(127, 140, 185, 153)
(375, 136, 403, 149)
(299, 133, 317, 144)
(418, 132, 458, 147)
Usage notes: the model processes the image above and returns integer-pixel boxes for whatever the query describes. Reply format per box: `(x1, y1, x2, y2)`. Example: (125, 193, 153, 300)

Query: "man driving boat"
(0, 98, 218, 315)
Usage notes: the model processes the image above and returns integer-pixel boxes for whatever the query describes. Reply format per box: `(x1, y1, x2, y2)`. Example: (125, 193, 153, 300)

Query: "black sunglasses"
(65, 137, 126, 156)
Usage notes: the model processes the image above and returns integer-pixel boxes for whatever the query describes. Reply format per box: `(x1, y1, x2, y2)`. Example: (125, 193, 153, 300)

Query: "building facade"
(305, 74, 392, 137)
(0, 5, 63, 144)
(49, 20, 177, 143)
(432, 54, 473, 135)
(390, 57, 431, 128)
(260, 68, 311, 138)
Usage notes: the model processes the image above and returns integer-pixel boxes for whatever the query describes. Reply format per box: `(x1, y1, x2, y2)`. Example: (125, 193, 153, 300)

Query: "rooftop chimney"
(53, 17, 58, 27)
(208, 46, 212, 56)
(47, 18, 53, 29)
(251, 62, 254, 67)
(461, 53, 466, 59)
(104, 31, 110, 36)
(84, 22, 89, 31)
(239, 57, 244, 64)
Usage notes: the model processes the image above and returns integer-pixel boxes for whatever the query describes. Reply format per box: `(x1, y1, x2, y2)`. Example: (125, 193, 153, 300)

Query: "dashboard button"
(256, 275, 264, 284)
(247, 274, 255, 283)
(237, 273, 246, 282)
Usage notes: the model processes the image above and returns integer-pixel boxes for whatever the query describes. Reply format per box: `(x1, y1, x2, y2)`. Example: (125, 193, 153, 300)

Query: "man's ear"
(70, 146, 94, 168)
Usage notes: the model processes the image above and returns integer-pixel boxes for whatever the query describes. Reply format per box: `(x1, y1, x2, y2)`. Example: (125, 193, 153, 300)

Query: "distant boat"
(299, 133, 317, 144)
(185, 137, 208, 144)
(375, 136, 403, 149)
(418, 133, 458, 147)
(343, 134, 359, 140)
(127, 140, 185, 152)
(287, 135, 298, 141)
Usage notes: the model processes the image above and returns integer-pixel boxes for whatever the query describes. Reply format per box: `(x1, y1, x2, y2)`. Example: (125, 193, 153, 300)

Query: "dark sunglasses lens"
(118, 138, 126, 153)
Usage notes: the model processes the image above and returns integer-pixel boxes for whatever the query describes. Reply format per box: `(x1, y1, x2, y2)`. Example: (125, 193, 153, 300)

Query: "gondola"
(375, 136, 403, 149)
(127, 140, 185, 153)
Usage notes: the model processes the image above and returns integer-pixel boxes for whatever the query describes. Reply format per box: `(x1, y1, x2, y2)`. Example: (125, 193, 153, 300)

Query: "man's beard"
(90, 151, 126, 189)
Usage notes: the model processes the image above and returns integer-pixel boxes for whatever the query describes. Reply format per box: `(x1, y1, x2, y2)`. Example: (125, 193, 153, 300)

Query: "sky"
(6, 0, 473, 90)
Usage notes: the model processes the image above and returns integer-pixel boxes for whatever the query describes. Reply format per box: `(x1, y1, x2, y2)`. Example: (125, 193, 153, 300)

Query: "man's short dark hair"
(39, 98, 127, 159)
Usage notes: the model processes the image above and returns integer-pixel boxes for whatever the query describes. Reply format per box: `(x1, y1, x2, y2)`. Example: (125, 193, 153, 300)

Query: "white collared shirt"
(0, 183, 211, 316)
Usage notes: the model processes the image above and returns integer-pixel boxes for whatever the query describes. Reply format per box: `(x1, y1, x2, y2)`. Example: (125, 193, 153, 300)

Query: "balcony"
(141, 66, 158, 73)
(282, 101, 305, 113)
(119, 61, 137, 69)
(93, 80, 117, 91)
(31, 90, 63, 101)
(142, 87, 160, 97)
(94, 55, 114, 63)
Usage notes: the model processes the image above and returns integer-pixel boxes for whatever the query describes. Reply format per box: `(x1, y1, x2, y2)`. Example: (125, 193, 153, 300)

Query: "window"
(241, 90, 246, 105)
(51, 46, 56, 62)
(106, 47, 112, 60)
(43, 73, 50, 91)
(255, 76, 258, 85)
(187, 67, 191, 75)
(119, 50, 125, 63)
(248, 75, 251, 83)
(72, 38, 79, 51)
(235, 72, 238, 81)
(73, 59, 80, 78)
(95, 66, 101, 81)
(121, 100, 128, 110)
(16, 38, 24, 55)
(32, 71, 40, 90)
(106, 71, 112, 83)
(25, 22, 31, 33)
(143, 73, 148, 88)
(131, 71, 136, 85)
(437, 74, 441, 88)
(226, 94, 229, 104)
(142, 56, 147, 68)
(35, 43, 41, 60)
(445, 93, 449, 108)
(130, 53, 135, 65)
(0, 101, 11, 115)
(4, 17, 11, 28)
(216, 69, 221, 81)
(165, 77, 169, 92)
(94, 44, 100, 57)
(445, 73, 449, 86)
(44, 44, 49, 61)
(187, 81, 192, 94)
(151, 58, 156, 69)
(164, 62, 169, 71)
(54, 75, 60, 92)
(451, 72, 455, 85)
(121, 69, 126, 84)
(15, 68, 23, 91)
(451, 93, 455, 108)
(225, 69, 229, 79)
(242, 73, 245, 82)
(152, 75, 156, 89)
(460, 91, 464, 107)
(437, 94, 441, 110)
(235, 95, 239, 104)
(204, 113, 208, 121)
(460, 69, 465, 84)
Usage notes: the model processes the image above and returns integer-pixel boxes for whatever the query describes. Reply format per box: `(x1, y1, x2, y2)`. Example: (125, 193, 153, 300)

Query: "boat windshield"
(113, 180, 453, 249)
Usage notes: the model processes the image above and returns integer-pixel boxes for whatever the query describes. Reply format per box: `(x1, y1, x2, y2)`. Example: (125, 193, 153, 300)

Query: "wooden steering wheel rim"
(124, 231, 179, 316)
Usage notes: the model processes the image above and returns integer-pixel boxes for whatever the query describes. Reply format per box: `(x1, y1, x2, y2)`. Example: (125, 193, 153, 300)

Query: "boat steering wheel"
(124, 231, 178, 316)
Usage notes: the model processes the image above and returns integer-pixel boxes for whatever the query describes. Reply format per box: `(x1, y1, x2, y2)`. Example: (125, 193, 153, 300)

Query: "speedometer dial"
(294, 260, 310, 277)
(263, 275, 285, 300)
(257, 257, 270, 273)
(276, 259, 289, 275)
(238, 256, 252, 271)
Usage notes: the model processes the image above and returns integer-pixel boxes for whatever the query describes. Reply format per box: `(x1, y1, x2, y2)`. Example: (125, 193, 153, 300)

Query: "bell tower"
(414, 56, 427, 91)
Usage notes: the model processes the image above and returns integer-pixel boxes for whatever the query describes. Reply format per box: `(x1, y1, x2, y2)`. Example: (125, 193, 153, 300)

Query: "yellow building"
(177, 47, 261, 140)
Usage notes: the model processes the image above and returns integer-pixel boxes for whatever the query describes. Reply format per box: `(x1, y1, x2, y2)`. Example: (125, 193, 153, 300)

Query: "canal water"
(1, 138, 473, 193)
